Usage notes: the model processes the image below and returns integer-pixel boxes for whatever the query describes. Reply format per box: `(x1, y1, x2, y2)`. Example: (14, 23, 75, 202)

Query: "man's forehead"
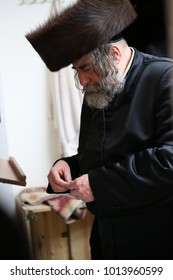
(72, 53, 91, 68)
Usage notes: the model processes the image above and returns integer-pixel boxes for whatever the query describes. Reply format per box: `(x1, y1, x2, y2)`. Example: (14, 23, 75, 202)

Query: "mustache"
(82, 83, 103, 95)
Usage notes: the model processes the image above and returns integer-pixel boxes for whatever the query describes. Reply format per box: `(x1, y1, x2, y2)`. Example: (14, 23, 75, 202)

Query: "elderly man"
(26, 0, 173, 259)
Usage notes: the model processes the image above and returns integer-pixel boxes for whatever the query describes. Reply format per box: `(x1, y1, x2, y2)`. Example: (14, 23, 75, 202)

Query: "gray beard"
(83, 80, 125, 110)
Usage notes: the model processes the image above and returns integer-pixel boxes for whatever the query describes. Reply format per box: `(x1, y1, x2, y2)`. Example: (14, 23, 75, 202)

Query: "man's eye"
(83, 65, 93, 72)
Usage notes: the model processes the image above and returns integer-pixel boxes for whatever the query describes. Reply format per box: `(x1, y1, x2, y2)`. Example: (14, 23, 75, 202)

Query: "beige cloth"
(19, 187, 87, 224)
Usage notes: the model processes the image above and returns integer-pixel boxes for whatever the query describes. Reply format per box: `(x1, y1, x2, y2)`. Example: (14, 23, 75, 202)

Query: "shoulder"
(133, 50, 173, 81)
(141, 51, 173, 71)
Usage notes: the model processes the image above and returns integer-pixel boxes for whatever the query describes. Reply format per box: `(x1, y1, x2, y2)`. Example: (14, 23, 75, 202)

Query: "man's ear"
(110, 44, 121, 62)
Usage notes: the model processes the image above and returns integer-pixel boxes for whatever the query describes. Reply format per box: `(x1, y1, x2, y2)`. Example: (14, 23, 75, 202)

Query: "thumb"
(64, 171, 72, 183)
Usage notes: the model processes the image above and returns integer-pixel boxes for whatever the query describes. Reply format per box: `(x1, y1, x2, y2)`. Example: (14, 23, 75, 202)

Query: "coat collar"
(124, 49, 145, 92)
(107, 49, 146, 110)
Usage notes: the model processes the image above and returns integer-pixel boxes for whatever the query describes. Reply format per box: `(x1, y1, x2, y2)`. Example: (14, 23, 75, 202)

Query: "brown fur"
(26, 0, 137, 72)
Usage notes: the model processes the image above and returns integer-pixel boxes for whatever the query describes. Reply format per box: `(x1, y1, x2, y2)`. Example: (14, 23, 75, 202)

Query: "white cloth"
(48, 0, 83, 157)
(51, 0, 77, 14)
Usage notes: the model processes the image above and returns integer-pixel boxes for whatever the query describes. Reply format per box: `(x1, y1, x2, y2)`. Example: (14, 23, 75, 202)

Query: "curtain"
(48, 0, 83, 157)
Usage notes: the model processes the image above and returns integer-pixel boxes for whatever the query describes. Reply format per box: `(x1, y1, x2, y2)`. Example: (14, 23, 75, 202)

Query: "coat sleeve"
(88, 66, 173, 215)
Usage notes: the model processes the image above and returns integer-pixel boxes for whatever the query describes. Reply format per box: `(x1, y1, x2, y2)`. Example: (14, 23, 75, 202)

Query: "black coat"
(48, 50, 173, 259)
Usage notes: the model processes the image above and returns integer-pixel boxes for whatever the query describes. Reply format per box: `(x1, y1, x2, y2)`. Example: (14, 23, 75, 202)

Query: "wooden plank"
(20, 203, 52, 214)
(69, 211, 94, 260)
(0, 157, 26, 186)
(16, 197, 70, 260)
(16, 198, 94, 260)
(9, 157, 26, 182)
(16, 197, 52, 214)
(29, 211, 70, 260)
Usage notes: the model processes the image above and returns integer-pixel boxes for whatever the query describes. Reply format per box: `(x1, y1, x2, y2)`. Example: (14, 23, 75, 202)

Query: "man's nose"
(78, 72, 90, 86)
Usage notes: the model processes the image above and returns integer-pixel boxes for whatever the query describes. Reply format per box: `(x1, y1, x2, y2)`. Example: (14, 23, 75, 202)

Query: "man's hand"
(47, 160, 72, 192)
(68, 174, 95, 203)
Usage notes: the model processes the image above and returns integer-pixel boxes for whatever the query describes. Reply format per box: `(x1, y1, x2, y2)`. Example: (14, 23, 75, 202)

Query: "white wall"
(0, 77, 14, 214)
(0, 0, 61, 215)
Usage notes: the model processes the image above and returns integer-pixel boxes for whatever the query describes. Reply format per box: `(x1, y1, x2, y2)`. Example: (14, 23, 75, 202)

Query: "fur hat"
(26, 0, 137, 72)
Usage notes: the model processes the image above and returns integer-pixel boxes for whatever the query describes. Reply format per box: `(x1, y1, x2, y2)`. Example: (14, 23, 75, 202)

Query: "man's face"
(72, 54, 100, 86)
(72, 53, 124, 109)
